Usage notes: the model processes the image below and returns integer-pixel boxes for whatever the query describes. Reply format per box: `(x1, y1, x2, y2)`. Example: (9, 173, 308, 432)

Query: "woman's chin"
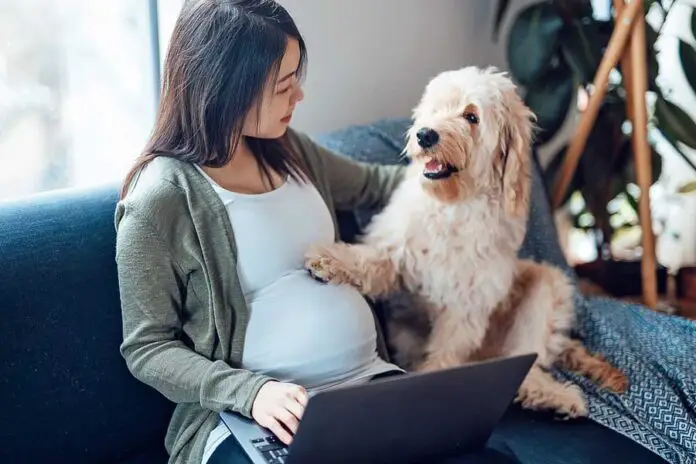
(249, 125, 290, 139)
(274, 125, 290, 137)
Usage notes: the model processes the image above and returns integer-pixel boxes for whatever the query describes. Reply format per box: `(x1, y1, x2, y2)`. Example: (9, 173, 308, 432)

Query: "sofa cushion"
(0, 186, 174, 463)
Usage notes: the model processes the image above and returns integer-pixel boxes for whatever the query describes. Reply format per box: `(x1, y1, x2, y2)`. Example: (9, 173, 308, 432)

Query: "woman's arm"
(289, 130, 407, 211)
(115, 210, 273, 418)
(322, 147, 406, 211)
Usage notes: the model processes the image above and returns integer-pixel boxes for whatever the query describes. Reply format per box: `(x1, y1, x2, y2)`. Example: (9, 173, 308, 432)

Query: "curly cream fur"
(306, 66, 627, 418)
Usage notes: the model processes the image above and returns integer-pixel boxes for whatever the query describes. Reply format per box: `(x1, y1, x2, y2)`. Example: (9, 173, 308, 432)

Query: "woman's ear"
(500, 97, 535, 218)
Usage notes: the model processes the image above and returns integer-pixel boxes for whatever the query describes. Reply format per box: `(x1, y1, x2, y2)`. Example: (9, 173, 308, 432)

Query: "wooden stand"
(551, 0, 658, 309)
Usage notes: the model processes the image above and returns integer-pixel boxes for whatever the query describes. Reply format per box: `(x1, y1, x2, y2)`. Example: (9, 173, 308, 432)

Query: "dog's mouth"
(423, 157, 459, 180)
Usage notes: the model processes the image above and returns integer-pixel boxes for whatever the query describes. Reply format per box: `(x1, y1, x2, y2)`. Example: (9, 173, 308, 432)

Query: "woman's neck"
(201, 136, 284, 194)
(227, 137, 258, 172)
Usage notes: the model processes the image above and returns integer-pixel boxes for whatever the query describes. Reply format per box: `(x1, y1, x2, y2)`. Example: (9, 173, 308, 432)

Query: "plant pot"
(677, 266, 696, 301)
(575, 258, 668, 298)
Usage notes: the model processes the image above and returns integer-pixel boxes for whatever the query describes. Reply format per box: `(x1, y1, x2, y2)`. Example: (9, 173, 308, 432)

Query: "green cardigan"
(114, 129, 405, 464)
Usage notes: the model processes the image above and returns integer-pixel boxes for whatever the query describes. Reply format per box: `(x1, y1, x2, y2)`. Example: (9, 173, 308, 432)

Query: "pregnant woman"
(115, 1, 406, 463)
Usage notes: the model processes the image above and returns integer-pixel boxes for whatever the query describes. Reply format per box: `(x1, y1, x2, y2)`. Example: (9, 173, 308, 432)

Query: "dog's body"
(306, 67, 627, 417)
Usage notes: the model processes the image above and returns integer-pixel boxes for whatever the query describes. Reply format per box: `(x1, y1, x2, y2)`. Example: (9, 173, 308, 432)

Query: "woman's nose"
(293, 85, 304, 104)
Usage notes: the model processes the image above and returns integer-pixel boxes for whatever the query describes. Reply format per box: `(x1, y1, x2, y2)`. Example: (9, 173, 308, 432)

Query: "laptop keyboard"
(251, 436, 289, 464)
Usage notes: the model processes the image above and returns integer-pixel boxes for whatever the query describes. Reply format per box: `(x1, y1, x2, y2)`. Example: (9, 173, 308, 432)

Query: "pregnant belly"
(242, 270, 380, 388)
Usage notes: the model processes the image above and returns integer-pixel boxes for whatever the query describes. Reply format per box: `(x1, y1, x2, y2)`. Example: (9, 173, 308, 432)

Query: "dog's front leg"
(304, 243, 398, 298)
(416, 310, 489, 373)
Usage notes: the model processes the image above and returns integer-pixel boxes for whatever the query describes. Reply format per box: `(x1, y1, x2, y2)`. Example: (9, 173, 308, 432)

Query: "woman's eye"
(464, 112, 479, 124)
(277, 87, 291, 95)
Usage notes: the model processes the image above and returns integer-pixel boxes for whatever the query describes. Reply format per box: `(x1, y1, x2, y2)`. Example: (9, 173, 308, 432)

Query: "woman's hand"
(251, 381, 309, 445)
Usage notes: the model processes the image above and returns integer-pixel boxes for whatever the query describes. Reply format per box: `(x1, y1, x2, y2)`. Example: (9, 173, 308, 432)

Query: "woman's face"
(243, 38, 304, 139)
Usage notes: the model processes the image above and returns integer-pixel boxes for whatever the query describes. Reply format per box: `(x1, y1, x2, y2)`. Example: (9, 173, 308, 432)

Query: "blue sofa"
(1, 119, 678, 463)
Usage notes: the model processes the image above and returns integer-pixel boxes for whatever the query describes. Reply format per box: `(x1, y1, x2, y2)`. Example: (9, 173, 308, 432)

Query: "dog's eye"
(464, 112, 479, 124)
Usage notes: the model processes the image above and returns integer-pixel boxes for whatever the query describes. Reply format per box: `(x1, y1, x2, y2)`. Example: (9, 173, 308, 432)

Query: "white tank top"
(195, 166, 401, 392)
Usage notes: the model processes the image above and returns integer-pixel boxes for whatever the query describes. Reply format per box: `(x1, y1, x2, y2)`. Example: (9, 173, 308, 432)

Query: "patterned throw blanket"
(315, 118, 696, 464)
(560, 296, 696, 464)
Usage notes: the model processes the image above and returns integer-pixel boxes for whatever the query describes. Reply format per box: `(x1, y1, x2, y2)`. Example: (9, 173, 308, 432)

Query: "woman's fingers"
(293, 386, 309, 408)
(268, 418, 294, 445)
(252, 382, 311, 445)
(285, 394, 306, 421)
(274, 388, 307, 441)
(276, 406, 300, 435)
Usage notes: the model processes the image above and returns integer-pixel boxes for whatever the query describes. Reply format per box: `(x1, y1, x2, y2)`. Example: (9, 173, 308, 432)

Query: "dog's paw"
(600, 368, 630, 393)
(414, 358, 442, 374)
(414, 352, 461, 374)
(551, 383, 588, 420)
(516, 382, 588, 420)
(304, 244, 361, 289)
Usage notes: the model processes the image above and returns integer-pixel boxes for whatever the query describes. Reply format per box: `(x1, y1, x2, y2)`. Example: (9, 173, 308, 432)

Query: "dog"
(304, 66, 628, 418)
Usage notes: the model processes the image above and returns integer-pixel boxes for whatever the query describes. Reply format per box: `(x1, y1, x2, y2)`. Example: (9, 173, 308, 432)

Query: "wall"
(278, 0, 507, 134)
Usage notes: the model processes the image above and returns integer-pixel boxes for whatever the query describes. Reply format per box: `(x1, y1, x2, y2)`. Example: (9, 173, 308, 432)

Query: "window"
(0, 0, 182, 202)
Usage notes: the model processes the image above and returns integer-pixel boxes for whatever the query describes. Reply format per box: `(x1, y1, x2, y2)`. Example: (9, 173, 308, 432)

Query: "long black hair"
(121, 0, 308, 198)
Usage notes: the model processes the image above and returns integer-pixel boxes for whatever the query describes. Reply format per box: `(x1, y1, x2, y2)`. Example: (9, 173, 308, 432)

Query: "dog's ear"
(500, 96, 534, 218)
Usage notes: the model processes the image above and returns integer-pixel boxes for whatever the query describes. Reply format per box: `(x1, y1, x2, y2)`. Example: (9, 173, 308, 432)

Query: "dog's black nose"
(416, 128, 439, 149)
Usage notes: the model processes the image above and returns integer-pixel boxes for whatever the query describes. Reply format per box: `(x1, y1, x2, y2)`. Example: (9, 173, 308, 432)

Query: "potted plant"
(493, 0, 696, 297)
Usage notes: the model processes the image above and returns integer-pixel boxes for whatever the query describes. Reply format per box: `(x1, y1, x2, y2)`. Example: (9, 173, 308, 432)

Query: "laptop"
(220, 353, 536, 464)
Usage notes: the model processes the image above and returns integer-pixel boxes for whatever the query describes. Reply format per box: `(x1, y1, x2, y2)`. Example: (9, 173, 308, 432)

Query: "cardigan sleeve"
(114, 205, 274, 418)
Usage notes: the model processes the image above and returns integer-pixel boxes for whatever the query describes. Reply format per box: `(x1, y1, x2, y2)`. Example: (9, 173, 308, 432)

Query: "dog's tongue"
(425, 159, 444, 172)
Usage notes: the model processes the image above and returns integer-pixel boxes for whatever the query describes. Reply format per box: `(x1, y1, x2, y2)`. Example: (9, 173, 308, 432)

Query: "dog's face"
(405, 66, 535, 217)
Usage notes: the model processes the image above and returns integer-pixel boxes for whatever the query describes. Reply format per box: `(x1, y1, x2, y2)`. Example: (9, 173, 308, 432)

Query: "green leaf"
(621, 140, 663, 185)
(556, 0, 594, 19)
(692, 6, 696, 42)
(653, 146, 663, 182)
(507, 2, 564, 85)
(578, 104, 628, 221)
(657, 126, 696, 173)
(654, 94, 696, 150)
(559, 20, 604, 84)
(493, 0, 511, 42)
(645, 20, 659, 49)
(679, 40, 696, 94)
(524, 62, 575, 145)
(644, 0, 662, 15)
(624, 186, 640, 215)
(615, 138, 635, 187)
(542, 144, 578, 207)
(645, 24, 660, 90)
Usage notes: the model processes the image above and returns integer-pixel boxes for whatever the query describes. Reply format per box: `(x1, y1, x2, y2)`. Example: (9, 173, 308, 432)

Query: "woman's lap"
(206, 434, 250, 464)
(206, 371, 665, 464)
(489, 405, 668, 464)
